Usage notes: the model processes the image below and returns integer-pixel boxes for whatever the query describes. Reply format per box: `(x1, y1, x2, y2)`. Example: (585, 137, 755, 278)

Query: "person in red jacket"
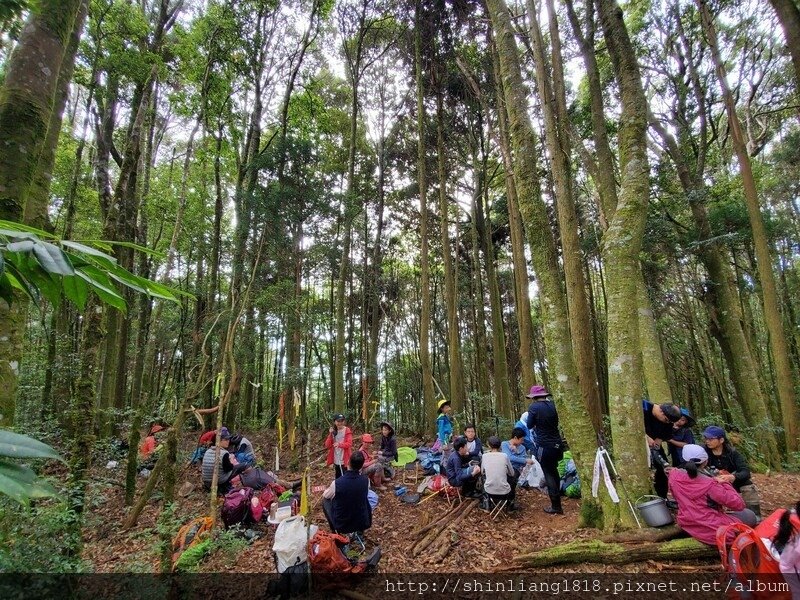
(668, 444, 757, 545)
(325, 413, 352, 479)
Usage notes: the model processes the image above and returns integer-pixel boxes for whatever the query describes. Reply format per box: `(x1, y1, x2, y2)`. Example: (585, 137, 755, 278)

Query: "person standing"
(642, 399, 682, 498)
(325, 413, 353, 479)
(525, 385, 565, 515)
(435, 399, 453, 448)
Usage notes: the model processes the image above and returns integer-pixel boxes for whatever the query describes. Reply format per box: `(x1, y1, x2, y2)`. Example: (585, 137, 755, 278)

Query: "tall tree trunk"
(0, 0, 84, 426)
(595, 0, 653, 527)
(415, 0, 436, 430)
(698, 0, 795, 458)
(485, 1, 602, 527)
(527, 0, 603, 432)
(769, 0, 800, 94)
(436, 87, 466, 411)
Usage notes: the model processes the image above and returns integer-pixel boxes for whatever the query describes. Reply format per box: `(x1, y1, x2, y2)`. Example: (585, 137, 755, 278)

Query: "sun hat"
(361, 433, 374, 443)
(526, 385, 550, 399)
(379, 421, 395, 435)
(149, 424, 164, 434)
(437, 399, 451, 412)
(678, 408, 695, 426)
(702, 425, 726, 440)
(682, 444, 709, 464)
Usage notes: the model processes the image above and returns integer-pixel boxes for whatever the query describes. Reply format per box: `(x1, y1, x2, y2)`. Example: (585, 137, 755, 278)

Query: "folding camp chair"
(391, 447, 418, 486)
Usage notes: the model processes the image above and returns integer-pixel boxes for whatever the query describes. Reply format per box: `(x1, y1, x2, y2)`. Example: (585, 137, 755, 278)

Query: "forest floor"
(80, 429, 800, 580)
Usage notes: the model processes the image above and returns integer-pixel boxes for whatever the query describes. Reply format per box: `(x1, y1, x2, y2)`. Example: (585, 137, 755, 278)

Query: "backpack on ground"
(716, 521, 792, 600)
(221, 487, 254, 529)
(558, 452, 581, 498)
(307, 530, 363, 574)
(171, 516, 213, 571)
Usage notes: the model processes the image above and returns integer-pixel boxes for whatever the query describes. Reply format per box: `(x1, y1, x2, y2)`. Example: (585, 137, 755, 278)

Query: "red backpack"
(221, 487, 254, 528)
(716, 521, 791, 600)
(307, 531, 365, 574)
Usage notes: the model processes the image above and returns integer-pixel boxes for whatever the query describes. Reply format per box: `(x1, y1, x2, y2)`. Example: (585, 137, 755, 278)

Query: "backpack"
(239, 467, 276, 490)
(307, 530, 363, 574)
(221, 487, 254, 529)
(171, 516, 213, 570)
(273, 516, 314, 573)
(716, 522, 792, 600)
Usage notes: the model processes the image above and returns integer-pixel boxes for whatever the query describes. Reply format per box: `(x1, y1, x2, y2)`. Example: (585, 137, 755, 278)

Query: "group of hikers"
(146, 383, 799, 588)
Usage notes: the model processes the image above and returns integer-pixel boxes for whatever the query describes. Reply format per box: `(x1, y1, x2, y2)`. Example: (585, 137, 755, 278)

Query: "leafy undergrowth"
(76, 429, 800, 576)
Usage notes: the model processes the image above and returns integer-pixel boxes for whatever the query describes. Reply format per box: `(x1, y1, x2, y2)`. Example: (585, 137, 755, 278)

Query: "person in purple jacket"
(668, 444, 756, 546)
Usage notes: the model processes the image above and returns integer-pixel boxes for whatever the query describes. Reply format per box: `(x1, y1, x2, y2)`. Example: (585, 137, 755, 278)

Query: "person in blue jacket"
(445, 437, 481, 496)
(514, 411, 536, 453)
(501, 427, 532, 510)
(667, 408, 695, 467)
(436, 399, 453, 447)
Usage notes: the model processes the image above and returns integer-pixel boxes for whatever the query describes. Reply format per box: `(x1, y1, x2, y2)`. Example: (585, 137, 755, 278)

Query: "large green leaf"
(6, 239, 35, 252)
(4, 261, 40, 305)
(21, 255, 61, 307)
(79, 238, 165, 258)
(32, 241, 75, 276)
(0, 273, 13, 305)
(62, 275, 89, 311)
(61, 240, 118, 264)
(0, 229, 37, 240)
(0, 460, 58, 505)
(0, 220, 57, 238)
(76, 266, 127, 313)
(0, 429, 61, 460)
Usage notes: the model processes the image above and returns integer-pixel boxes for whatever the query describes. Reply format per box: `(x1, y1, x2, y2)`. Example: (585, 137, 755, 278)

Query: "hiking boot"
(544, 506, 564, 515)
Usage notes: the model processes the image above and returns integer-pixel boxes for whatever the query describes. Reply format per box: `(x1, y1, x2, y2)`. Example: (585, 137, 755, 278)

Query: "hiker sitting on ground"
(189, 429, 216, 466)
(445, 437, 481, 497)
(363, 421, 398, 489)
(436, 399, 453, 448)
(668, 444, 757, 546)
(463, 423, 483, 461)
(138, 424, 166, 471)
(325, 413, 353, 479)
(322, 450, 372, 535)
(702, 425, 761, 517)
(481, 435, 514, 509)
(229, 432, 256, 467)
(773, 500, 800, 599)
(643, 399, 682, 498)
(359, 433, 385, 490)
(514, 411, 536, 454)
(667, 409, 695, 467)
(201, 427, 248, 494)
(501, 427, 532, 510)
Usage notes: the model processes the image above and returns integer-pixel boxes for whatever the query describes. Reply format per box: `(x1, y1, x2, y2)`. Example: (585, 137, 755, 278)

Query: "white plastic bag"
(524, 459, 547, 491)
(273, 515, 317, 573)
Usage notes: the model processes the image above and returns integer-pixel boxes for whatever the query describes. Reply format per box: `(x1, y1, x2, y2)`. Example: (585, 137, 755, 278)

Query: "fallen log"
(415, 500, 477, 558)
(515, 538, 718, 568)
(411, 499, 469, 555)
(412, 502, 460, 539)
(601, 524, 687, 544)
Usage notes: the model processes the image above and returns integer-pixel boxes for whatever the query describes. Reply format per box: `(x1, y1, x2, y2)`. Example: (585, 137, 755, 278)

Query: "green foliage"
(0, 429, 61, 504)
(0, 221, 188, 312)
(0, 494, 85, 572)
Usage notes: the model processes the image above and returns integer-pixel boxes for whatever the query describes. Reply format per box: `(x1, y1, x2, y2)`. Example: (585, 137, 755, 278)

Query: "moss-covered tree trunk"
(415, 1, 436, 431)
(485, 0, 602, 527)
(595, 0, 653, 527)
(526, 0, 603, 432)
(769, 0, 800, 94)
(698, 0, 795, 458)
(637, 280, 674, 406)
(0, 0, 84, 427)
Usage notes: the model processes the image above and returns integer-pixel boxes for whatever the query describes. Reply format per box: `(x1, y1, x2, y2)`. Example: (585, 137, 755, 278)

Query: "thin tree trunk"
(698, 0, 795, 458)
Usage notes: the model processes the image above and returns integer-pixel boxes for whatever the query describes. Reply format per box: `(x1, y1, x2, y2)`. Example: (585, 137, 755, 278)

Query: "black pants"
(322, 497, 339, 532)
(651, 447, 669, 498)
(536, 445, 564, 507)
(507, 474, 520, 504)
(448, 474, 477, 496)
(334, 464, 345, 479)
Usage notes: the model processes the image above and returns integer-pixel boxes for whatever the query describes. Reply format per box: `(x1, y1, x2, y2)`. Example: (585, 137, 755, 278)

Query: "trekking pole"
(600, 446, 641, 528)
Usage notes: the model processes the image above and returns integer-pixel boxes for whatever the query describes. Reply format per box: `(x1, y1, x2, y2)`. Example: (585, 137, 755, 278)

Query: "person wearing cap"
(667, 408, 696, 467)
(642, 399, 682, 498)
(436, 399, 453, 448)
(325, 414, 353, 479)
(514, 411, 536, 453)
(668, 444, 757, 545)
(189, 429, 217, 466)
(358, 433, 385, 490)
(702, 425, 761, 517)
(525, 385, 564, 514)
(362, 422, 398, 489)
(201, 427, 248, 494)
(138, 424, 164, 463)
